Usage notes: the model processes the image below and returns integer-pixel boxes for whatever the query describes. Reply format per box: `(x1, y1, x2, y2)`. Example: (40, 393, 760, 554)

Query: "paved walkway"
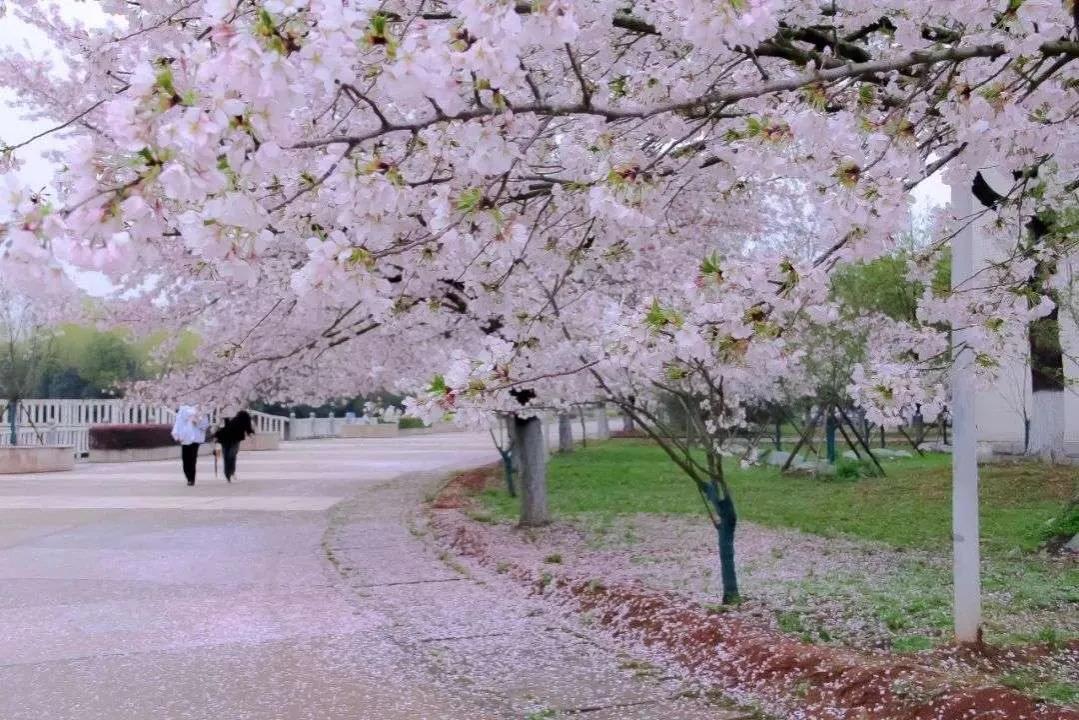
(0, 433, 743, 719)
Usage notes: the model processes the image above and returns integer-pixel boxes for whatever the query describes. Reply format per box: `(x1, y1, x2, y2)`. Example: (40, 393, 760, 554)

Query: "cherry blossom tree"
(1, 0, 1077, 625)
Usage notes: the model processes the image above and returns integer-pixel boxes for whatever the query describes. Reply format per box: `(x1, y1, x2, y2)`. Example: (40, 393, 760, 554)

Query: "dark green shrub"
(834, 458, 874, 481)
(1041, 500, 1078, 553)
(398, 417, 426, 430)
(89, 424, 175, 450)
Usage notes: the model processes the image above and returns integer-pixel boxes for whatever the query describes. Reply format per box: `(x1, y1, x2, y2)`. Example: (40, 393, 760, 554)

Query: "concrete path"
(0, 433, 745, 719)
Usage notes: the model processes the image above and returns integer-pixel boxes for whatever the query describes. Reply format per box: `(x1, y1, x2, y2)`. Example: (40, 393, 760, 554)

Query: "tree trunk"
(595, 404, 610, 440)
(825, 411, 837, 464)
(621, 409, 634, 433)
(1028, 307, 1065, 462)
(501, 415, 517, 498)
(578, 409, 587, 448)
(500, 450, 516, 497)
(8, 398, 18, 446)
(1025, 202, 1066, 463)
(1029, 388, 1065, 462)
(513, 414, 549, 526)
(558, 413, 574, 453)
(714, 495, 739, 603)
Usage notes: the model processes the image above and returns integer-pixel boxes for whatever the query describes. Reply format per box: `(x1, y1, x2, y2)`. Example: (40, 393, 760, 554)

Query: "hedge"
(398, 417, 426, 430)
(89, 424, 176, 451)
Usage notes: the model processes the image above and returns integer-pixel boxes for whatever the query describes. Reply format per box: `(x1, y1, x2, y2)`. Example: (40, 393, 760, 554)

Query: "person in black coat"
(213, 411, 255, 483)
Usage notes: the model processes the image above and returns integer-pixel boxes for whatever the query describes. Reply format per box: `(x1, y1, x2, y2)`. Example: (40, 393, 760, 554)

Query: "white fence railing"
(0, 399, 291, 456)
(1, 399, 614, 457)
(285, 414, 344, 440)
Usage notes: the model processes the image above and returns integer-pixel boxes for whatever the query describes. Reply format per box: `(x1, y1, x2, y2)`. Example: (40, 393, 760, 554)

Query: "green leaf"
(664, 363, 688, 380)
(347, 247, 375, 268)
(835, 160, 861, 188)
(699, 251, 723, 280)
(645, 298, 667, 329)
(455, 187, 484, 213)
(858, 85, 875, 109)
(155, 68, 176, 96)
(644, 299, 683, 330)
(256, 8, 276, 36)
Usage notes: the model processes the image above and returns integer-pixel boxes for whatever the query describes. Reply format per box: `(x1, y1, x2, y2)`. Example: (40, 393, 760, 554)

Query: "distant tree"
(35, 364, 91, 399)
(831, 253, 951, 324)
(0, 291, 55, 443)
(78, 334, 144, 397)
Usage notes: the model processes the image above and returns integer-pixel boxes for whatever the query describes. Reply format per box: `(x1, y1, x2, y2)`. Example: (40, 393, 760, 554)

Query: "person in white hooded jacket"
(171, 405, 209, 486)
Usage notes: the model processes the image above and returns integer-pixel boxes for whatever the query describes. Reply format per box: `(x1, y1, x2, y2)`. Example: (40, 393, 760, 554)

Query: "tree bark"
(7, 398, 18, 446)
(1028, 308, 1065, 462)
(714, 494, 739, 603)
(501, 414, 517, 497)
(513, 414, 549, 526)
(558, 413, 574, 453)
(824, 411, 837, 464)
(595, 404, 610, 440)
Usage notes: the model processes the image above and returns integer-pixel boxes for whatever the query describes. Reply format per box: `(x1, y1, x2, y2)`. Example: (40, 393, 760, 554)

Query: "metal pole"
(949, 164, 982, 644)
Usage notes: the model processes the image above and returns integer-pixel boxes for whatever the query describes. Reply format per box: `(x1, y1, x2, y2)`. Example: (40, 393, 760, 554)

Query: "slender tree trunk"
(621, 409, 634, 433)
(782, 409, 820, 472)
(541, 414, 552, 455)
(825, 410, 837, 464)
(500, 415, 516, 498)
(578, 409, 587, 448)
(513, 414, 549, 526)
(8, 397, 18, 446)
(837, 407, 885, 476)
(500, 450, 516, 497)
(595, 404, 610, 440)
(558, 413, 574, 453)
(714, 494, 739, 603)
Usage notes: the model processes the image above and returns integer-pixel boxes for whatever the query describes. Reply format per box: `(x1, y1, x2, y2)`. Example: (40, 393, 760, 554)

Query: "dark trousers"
(181, 443, 200, 484)
(221, 442, 240, 479)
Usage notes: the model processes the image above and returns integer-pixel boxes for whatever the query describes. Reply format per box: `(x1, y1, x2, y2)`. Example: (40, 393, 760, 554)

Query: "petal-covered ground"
(0, 430, 754, 719)
(430, 463, 1079, 719)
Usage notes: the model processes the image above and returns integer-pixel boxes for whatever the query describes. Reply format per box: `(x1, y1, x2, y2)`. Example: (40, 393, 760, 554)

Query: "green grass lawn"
(478, 440, 1077, 697)
(481, 440, 1076, 554)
